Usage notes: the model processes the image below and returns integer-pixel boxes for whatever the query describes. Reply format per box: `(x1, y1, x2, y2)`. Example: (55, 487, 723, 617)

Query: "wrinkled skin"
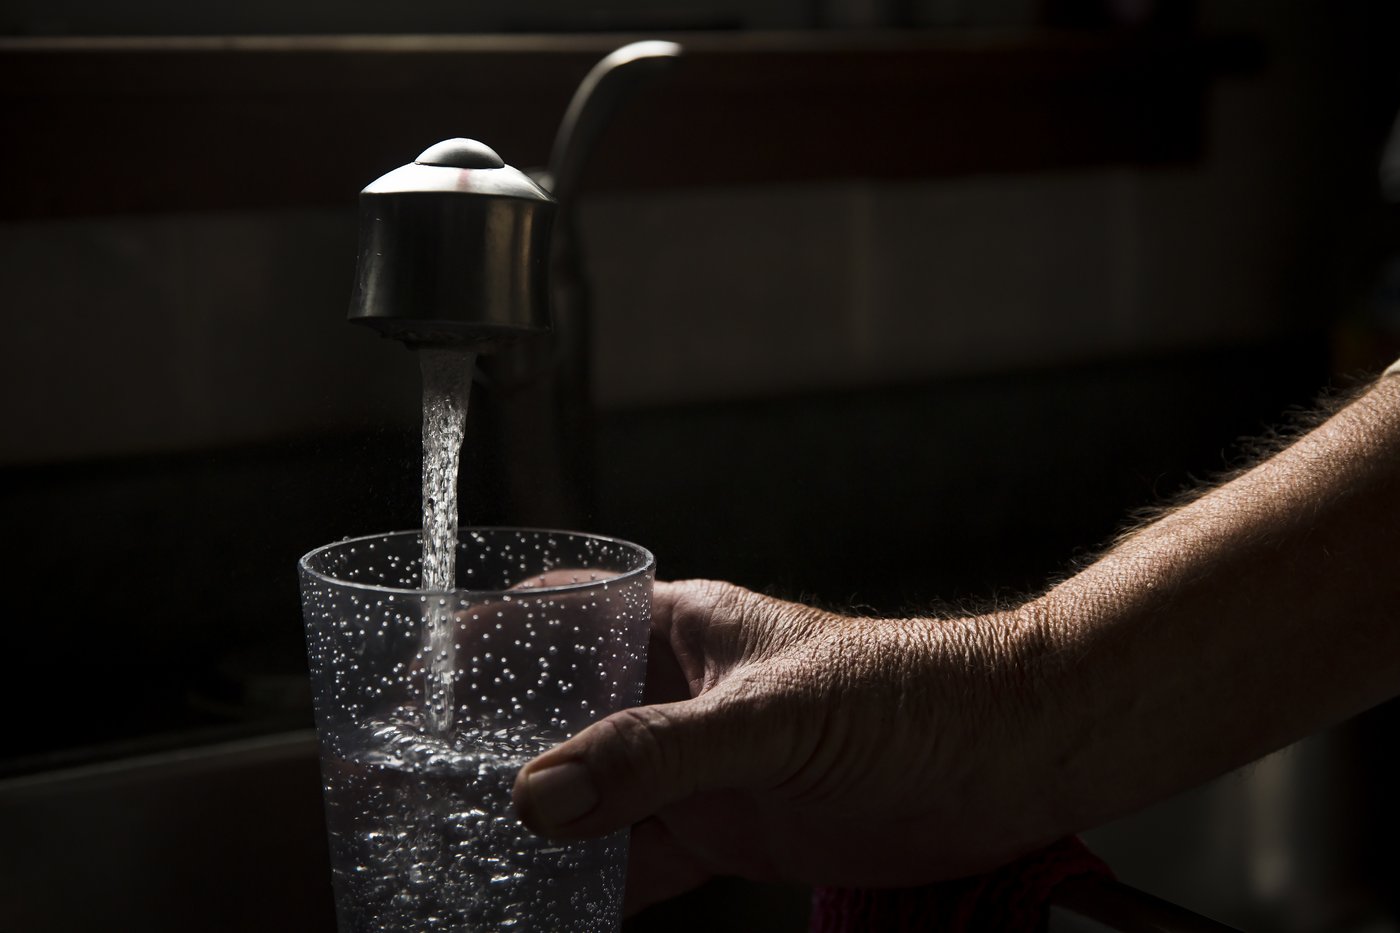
(525, 377, 1400, 917)
(512, 579, 1064, 914)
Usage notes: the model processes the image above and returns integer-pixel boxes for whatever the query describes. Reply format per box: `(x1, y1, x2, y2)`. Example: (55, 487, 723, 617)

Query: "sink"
(4, 710, 1393, 932)
(0, 731, 334, 933)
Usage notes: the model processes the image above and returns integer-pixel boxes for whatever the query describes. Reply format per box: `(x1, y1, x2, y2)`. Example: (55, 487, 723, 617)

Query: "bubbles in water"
(417, 347, 476, 735)
(324, 716, 626, 932)
(299, 528, 655, 932)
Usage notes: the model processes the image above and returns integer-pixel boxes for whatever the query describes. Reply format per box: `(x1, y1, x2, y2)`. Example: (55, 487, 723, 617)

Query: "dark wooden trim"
(0, 30, 1211, 219)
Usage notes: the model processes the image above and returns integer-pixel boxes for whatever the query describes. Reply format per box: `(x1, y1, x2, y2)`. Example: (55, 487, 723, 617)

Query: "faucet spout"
(346, 138, 556, 351)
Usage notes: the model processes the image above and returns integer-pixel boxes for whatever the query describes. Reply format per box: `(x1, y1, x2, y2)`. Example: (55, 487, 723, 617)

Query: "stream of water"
(417, 346, 476, 735)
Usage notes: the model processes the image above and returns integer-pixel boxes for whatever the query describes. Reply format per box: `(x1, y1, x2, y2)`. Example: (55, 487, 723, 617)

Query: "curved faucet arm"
(545, 40, 683, 208)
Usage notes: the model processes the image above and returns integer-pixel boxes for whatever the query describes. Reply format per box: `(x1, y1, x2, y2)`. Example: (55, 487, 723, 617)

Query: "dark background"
(2, 1, 1400, 930)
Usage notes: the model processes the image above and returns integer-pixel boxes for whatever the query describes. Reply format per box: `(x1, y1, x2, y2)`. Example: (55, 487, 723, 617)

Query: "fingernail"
(525, 761, 598, 829)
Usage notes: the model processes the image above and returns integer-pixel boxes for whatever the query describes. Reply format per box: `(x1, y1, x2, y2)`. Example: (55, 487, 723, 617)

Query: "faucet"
(345, 41, 682, 527)
(347, 40, 682, 352)
(346, 136, 555, 350)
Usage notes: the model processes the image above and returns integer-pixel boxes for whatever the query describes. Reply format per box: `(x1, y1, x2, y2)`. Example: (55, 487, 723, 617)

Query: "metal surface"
(542, 39, 683, 205)
(1081, 721, 1399, 931)
(347, 138, 556, 349)
(475, 39, 682, 528)
(0, 731, 333, 933)
(1049, 878, 1242, 933)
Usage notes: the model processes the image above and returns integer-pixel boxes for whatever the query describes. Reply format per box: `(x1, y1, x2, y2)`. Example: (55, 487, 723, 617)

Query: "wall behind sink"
(1, 1, 1392, 766)
(0, 5, 1388, 466)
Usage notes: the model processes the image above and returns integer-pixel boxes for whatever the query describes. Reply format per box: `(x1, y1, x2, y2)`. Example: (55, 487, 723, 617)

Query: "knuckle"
(589, 706, 682, 783)
(689, 578, 748, 609)
(667, 579, 751, 661)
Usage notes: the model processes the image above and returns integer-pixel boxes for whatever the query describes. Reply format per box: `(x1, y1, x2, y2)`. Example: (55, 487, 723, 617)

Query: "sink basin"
(3, 721, 1387, 933)
(0, 731, 334, 933)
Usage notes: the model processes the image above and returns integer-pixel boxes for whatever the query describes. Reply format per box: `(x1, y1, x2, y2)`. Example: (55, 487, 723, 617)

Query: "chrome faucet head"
(347, 138, 556, 350)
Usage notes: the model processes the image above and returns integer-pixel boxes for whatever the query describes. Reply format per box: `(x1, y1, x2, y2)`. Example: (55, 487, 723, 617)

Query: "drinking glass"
(298, 528, 654, 932)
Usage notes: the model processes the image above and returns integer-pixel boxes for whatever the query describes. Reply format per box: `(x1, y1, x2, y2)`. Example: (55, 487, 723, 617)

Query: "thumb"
(511, 690, 786, 839)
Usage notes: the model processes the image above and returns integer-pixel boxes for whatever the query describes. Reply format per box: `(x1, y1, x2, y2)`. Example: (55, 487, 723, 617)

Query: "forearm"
(518, 375, 1399, 893)
(1024, 375, 1400, 837)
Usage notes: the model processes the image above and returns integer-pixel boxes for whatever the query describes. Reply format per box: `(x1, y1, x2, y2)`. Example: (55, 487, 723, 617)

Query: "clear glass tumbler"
(298, 528, 654, 932)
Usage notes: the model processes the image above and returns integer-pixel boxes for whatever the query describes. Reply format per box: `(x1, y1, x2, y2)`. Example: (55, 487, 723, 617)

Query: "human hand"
(510, 579, 1065, 914)
(509, 376, 1400, 918)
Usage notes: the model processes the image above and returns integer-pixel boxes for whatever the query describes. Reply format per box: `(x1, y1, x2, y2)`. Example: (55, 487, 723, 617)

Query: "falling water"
(418, 346, 475, 733)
